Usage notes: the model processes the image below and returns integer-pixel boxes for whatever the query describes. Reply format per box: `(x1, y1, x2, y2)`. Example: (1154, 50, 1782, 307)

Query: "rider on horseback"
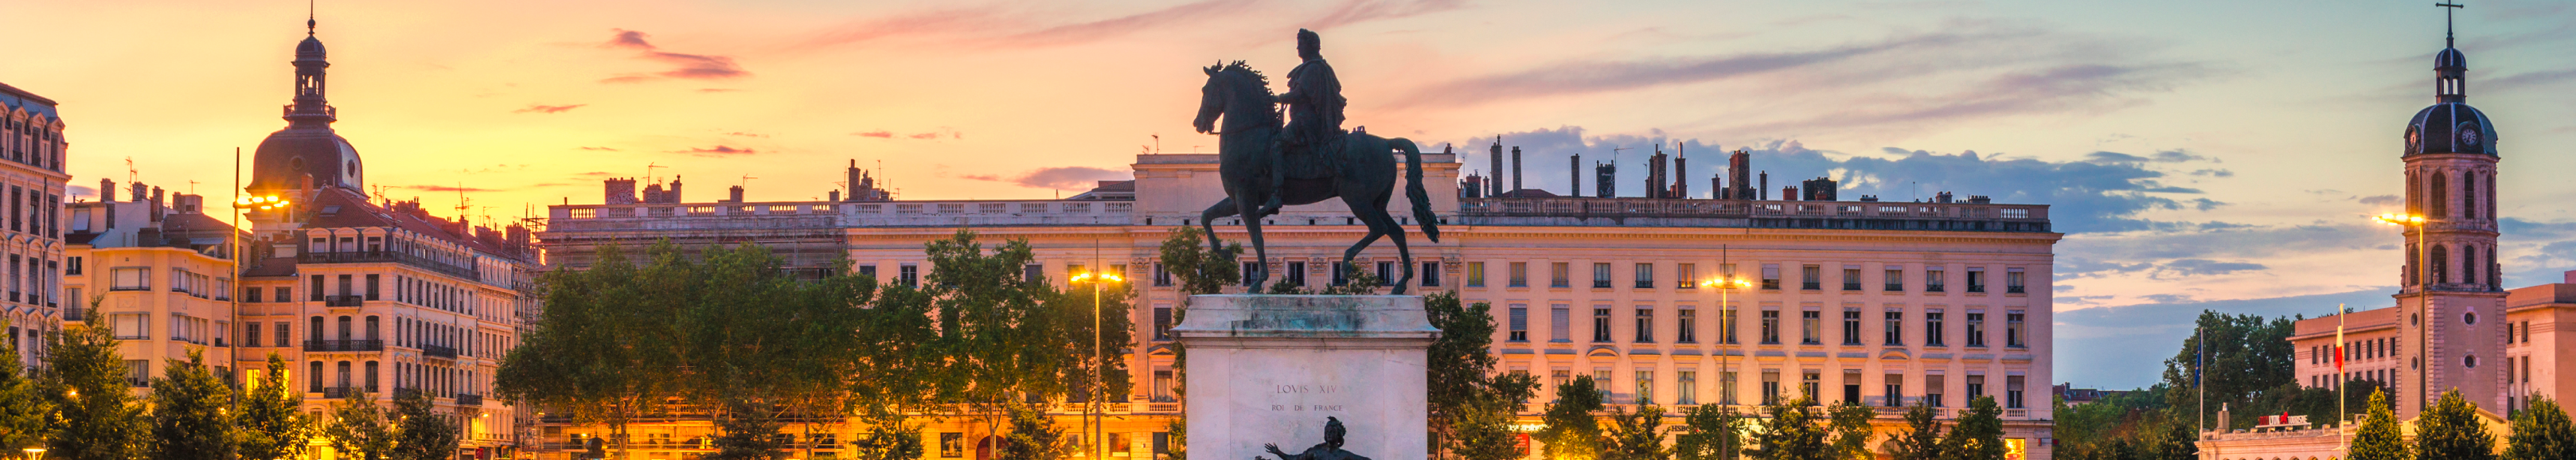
(1268, 29, 1346, 213)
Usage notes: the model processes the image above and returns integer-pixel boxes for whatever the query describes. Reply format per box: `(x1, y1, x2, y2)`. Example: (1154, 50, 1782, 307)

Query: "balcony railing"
(306, 340, 384, 352)
(423, 345, 459, 359)
(127, 377, 151, 388)
(324, 295, 366, 307)
(300, 251, 478, 279)
(456, 394, 484, 406)
(322, 386, 362, 399)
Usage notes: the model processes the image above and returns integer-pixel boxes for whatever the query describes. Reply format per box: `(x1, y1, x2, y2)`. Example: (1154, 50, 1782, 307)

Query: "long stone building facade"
(538, 151, 2060, 460)
(0, 80, 72, 371)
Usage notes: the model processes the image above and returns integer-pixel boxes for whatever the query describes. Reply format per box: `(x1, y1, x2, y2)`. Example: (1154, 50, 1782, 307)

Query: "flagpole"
(2337, 303, 2349, 454)
(2198, 326, 2206, 436)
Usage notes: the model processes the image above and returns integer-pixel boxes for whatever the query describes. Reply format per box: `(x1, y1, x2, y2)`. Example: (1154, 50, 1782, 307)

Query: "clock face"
(2407, 128, 2420, 146)
(2459, 123, 2482, 146)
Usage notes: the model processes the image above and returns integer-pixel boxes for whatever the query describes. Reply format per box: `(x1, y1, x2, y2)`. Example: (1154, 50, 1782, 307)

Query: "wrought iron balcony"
(457, 394, 484, 406)
(299, 250, 478, 279)
(423, 345, 459, 359)
(322, 386, 362, 399)
(324, 295, 367, 307)
(305, 340, 384, 352)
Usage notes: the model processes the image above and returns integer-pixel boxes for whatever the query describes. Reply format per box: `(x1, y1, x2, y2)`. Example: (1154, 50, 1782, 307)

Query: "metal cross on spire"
(306, 0, 318, 35)
(2437, 2, 2465, 47)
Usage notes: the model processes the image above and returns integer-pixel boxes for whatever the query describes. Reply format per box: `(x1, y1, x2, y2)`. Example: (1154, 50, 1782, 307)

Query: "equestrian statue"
(1190, 29, 1438, 294)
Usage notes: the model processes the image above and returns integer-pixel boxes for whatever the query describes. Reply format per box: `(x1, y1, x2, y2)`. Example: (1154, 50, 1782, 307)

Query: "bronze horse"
(1191, 61, 1438, 294)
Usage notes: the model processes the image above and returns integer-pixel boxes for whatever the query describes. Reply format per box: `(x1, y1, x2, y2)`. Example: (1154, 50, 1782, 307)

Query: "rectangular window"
(1332, 262, 1347, 287)
(1592, 308, 1612, 342)
(1633, 308, 1654, 343)
(1510, 262, 1530, 287)
(857, 264, 878, 279)
(309, 275, 324, 301)
(1719, 306, 1739, 345)
(2005, 268, 2026, 294)
(1025, 264, 1045, 283)
(1719, 372, 1739, 405)
(1676, 309, 1697, 343)
(2007, 376, 2026, 409)
(1761, 371, 1782, 405)
(1550, 306, 1571, 342)
(1677, 371, 1697, 405)
(365, 275, 381, 300)
(1885, 268, 1904, 292)
(275, 322, 290, 347)
(1843, 267, 1862, 291)
(1635, 371, 1656, 405)
(1760, 310, 1781, 345)
(1761, 264, 1782, 290)
(1842, 310, 1863, 345)
(1247, 262, 1264, 287)
(1508, 306, 1528, 342)
(1422, 262, 1442, 287)
(1926, 269, 1946, 292)
(1801, 311, 1821, 345)
(1550, 263, 1570, 288)
(1927, 375, 1947, 407)
(275, 287, 292, 304)
(1376, 261, 1393, 284)
(1153, 263, 1172, 287)
(66, 256, 81, 275)
(900, 265, 919, 287)
(1885, 310, 1904, 345)
(1677, 263, 1696, 289)
(1966, 267, 1986, 293)
(1844, 372, 1864, 404)
(1967, 375, 1986, 400)
(2007, 311, 2027, 348)
(1802, 372, 1821, 403)
(1590, 263, 1610, 289)
(111, 314, 149, 339)
(1466, 262, 1487, 287)
(246, 322, 263, 348)
(1801, 265, 1821, 290)
(1287, 262, 1306, 287)
(1553, 370, 1571, 389)
(1153, 307, 1173, 341)
(1153, 369, 1176, 403)
(1594, 369, 1614, 400)
(1885, 374, 1905, 407)
(110, 267, 149, 290)
(1966, 313, 1987, 347)
(1926, 311, 1947, 346)
(1633, 263, 1655, 289)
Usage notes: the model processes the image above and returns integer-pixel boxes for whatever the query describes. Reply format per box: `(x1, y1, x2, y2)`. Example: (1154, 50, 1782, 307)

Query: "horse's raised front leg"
(1199, 197, 1238, 255)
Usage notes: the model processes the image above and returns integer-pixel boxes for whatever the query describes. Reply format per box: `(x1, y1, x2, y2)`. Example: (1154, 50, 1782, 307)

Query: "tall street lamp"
(2372, 212, 2426, 416)
(1071, 269, 1122, 460)
(24, 447, 45, 460)
(1700, 276, 1751, 409)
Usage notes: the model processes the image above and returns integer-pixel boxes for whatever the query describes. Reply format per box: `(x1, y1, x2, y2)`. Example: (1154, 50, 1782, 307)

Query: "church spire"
(2432, 2, 2468, 103)
(285, 11, 336, 128)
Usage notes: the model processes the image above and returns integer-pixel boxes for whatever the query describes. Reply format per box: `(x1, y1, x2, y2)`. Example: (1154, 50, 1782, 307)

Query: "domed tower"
(248, 17, 365, 201)
(2395, 9, 2505, 419)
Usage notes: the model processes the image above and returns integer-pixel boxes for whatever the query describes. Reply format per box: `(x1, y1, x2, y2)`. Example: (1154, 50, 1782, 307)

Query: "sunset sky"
(10, 0, 2576, 388)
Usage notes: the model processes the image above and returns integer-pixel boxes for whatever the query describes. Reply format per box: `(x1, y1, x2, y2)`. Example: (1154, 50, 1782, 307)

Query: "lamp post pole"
(2375, 212, 2427, 416)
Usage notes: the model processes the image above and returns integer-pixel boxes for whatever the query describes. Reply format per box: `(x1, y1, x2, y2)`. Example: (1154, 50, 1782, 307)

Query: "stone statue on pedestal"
(1260, 417, 1372, 460)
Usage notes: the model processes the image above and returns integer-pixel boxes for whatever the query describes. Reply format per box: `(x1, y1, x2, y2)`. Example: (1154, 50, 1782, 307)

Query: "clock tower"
(2395, 9, 2504, 419)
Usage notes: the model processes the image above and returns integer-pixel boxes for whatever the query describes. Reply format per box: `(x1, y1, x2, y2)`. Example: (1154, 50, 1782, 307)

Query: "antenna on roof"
(740, 174, 758, 187)
(126, 157, 139, 184)
(455, 183, 470, 220)
(188, 180, 200, 195)
(646, 162, 666, 184)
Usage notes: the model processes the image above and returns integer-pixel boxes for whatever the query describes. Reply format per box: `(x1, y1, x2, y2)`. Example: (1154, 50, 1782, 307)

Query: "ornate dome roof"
(296, 36, 326, 59)
(251, 127, 365, 192)
(2435, 47, 2466, 69)
(2405, 103, 2498, 157)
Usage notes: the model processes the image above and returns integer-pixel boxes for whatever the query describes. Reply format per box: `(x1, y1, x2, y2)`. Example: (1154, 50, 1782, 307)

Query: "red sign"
(1514, 434, 1531, 457)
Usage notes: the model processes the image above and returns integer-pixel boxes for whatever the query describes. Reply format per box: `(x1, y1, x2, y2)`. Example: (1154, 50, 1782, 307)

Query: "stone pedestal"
(1172, 294, 1437, 460)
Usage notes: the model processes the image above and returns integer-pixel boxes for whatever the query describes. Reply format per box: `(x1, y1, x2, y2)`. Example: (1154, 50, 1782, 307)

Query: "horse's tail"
(1394, 138, 1440, 243)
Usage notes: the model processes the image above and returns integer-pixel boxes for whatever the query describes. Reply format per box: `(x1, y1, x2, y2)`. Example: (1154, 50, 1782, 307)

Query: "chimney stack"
(131, 182, 148, 203)
(1758, 171, 1769, 200)
(1727, 149, 1754, 200)
(829, 190, 841, 201)
(1595, 162, 1617, 198)
(1489, 137, 1504, 197)
(1510, 146, 1523, 193)
(604, 178, 638, 205)
(100, 178, 115, 202)
(1570, 152, 1582, 197)
(1674, 144, 1688, 199)
(728, 185, 745, 203)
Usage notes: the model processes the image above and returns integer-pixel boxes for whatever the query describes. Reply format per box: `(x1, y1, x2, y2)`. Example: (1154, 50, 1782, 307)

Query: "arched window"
(2432, 244, 2450, 285)
(308, 361, 324, 392)
(337, 316, 352, 341)
(308, 316, 323, 345)
(2430, 171, 2450, 218)
(2407, 170, 2422, 215)
(2490, 246, 2502, 288)
(364, 316, 379, 341)
(335, 361, 352, 388)
(2465, 245, 2480, 289)
(2465, 173, 2478, 220)
(365, 361, 379, 392)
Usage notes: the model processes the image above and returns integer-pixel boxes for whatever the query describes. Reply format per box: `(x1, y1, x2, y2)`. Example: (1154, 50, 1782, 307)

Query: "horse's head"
(1193, 63, 1227, 134)
(1193, 61, 1274, 135)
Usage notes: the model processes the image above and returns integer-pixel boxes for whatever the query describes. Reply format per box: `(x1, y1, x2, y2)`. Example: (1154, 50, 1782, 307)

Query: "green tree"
(1884, 403, 1942, 460)
(148, 349, 236, 460)
(1672, 404, 1743, 460)
(1741, 395, 1829, 460)
(42, 306, 149, 460)
(2504, 396, 2575, 460)
(1426, 294, 1541, 460)
(707, 399, 787, 460)
(2159, 311, 2295, 425)
(1602, 404, 1668, 460)
(849, 415, 927, 460)
(498, 244, 685, 460)
(0, 320, 52, 455)
(1938, 396, 2005, 460)
(2419, 389, 2497, 460)
(2350, 388, 2413, 460)
(1155, 226, 1241, 460)
(1537, 376, 1605, 460)
(237, 353, 314, 460)
(320, 392, 396, 460)
(997, 403, 1071, 460)
(1824, 402, 1874, 460)
(389, 390, 461, 460)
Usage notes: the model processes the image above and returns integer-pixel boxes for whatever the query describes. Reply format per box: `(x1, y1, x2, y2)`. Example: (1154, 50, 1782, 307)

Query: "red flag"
(2334, 344, 2345, 374)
